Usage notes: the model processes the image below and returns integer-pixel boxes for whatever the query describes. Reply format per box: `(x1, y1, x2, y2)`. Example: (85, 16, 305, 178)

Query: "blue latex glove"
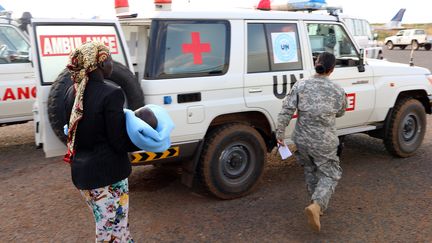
(124, 104, 175, 152)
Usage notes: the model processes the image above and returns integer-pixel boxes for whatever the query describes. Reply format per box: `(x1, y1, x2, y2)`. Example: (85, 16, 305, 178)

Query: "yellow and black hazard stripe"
(130, 146, 179, 163)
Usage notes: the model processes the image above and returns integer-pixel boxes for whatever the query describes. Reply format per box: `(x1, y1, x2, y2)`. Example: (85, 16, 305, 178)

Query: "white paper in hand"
(278, 144, 292, 160)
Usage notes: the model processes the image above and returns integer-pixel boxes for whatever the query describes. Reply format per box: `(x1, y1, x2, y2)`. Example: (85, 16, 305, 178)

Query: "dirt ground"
(1, 49, 432, 242)
(1, 117, 432, 242)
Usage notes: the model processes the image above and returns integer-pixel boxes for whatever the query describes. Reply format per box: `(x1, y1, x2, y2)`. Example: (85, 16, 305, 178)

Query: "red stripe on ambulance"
(0, 86, 36, 101)
(40, 35, 119, 56)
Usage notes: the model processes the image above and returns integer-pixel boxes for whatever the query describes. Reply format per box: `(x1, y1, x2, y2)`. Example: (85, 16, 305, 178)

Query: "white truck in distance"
(30, 7, 432, 199)
(385, 29, 432, 51)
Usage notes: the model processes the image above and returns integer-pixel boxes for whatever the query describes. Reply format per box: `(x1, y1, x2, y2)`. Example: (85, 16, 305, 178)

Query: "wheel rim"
(218, 143, 254, 184)
(387, 42, 393, 49)
(401, 113, 420, 143)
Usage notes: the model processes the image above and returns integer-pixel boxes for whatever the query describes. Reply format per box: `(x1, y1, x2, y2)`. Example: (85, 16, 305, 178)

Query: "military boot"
(305, 202, 321, 232)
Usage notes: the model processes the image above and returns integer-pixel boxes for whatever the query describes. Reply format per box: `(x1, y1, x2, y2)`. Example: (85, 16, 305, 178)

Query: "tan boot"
(305, 203, 321, 232)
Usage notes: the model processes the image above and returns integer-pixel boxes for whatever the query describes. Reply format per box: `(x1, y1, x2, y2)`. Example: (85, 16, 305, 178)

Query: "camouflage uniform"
(276, 75, 347, 212)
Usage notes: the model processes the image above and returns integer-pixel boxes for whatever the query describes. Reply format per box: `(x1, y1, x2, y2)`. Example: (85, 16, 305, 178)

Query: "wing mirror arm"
(357, 48, 365, 72)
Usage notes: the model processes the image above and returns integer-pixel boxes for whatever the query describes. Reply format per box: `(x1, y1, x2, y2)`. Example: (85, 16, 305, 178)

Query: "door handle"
(352, 80, 369, 85)
(248, 88, 262, 93)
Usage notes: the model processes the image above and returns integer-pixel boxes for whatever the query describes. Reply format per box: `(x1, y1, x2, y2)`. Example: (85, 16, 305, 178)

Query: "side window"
(415, 30, 425, 35)
(361, 20, 373, 40)
(307, 23, 358, 67)
(343, 18, 355, 36)
(247, 23, 302, 73)
(354, 19, 363, 36)
(146, 20, 230, 79)
(0, 26, 30, 64)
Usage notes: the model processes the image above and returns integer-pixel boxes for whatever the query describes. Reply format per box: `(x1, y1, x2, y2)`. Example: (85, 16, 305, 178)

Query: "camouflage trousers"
(295, 143, 342, 212)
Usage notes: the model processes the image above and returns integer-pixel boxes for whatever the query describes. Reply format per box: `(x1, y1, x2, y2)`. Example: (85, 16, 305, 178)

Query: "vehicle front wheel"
(424, 43, 431, 51)
(384, 98, 426, 157)
(386, 41, 394, 50)
(411, 40, 419, 50)
(199, 124, 266, 199)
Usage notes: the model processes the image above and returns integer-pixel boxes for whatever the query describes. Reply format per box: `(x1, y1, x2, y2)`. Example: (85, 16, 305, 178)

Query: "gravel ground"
(1, 49, 432, 242)
(1, 118, 432, 242)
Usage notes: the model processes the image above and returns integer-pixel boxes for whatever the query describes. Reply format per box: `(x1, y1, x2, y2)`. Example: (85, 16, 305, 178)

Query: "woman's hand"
(277, 139, 285, 146)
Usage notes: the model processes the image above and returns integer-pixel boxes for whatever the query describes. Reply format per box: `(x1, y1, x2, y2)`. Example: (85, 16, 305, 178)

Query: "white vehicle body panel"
(0, 23, 34, 124)
(30, 10, 432, 159)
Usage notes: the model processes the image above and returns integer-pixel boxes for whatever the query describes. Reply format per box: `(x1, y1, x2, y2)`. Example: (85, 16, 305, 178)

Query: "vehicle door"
(304, 22, 375, 128)
(402, 30, 415, 45)
(30, 19, 131, 157)
(0, 24, 34, 123)
(395, 30, 404, 44)
(244, 20, 310, 137)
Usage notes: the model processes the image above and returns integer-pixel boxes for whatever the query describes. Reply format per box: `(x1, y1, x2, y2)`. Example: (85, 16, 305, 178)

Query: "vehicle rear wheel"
(199, 124, 266, 199)
(47, 61, 144, 143)
(411, 40, 419, 50)
(424, 43, 431, 51)
(386, 41, 394, 50)
(378, 51, 384, 60)
(384, 98, 426, 157)
(399, 45, 407, 50)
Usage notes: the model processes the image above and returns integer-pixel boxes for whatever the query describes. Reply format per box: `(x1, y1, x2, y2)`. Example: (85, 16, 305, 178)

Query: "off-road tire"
(399, 45, 407, 50)
(424, 43, 431, 51)
(378, 51, 384, 60)
(384, 98, 426, 157)
(386, 41, 394, 50)
(411, 40, 419, 50)
(47, 61, 144, 144)
(199, 124, 266, 199)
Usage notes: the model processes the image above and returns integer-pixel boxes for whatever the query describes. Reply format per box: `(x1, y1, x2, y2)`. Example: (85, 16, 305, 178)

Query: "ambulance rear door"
(30, 19, 132, 157)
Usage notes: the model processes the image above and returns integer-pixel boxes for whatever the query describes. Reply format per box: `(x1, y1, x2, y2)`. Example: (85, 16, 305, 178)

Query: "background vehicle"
(0, 10, 34, 126)
(385, 29, 432, 50)
(30, 1, 432, 199)
(341, 16, 384, 59)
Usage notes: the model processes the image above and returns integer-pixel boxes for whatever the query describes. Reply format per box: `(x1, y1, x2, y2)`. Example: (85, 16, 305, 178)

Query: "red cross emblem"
(182, 32, 211, 65)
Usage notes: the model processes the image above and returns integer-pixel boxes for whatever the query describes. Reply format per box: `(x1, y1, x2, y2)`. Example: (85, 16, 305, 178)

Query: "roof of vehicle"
(120, 9, 338, 23)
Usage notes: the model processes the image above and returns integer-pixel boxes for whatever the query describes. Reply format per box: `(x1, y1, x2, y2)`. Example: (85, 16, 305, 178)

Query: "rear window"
(145, 20, 230, 79)
(415, 30, 425, 35)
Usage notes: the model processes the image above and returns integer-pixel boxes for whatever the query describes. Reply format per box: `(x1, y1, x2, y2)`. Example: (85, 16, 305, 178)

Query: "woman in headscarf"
(64, 41, 138, 242)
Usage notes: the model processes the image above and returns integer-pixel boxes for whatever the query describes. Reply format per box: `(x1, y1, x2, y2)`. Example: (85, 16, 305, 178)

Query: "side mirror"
(357, 48, 365, 72)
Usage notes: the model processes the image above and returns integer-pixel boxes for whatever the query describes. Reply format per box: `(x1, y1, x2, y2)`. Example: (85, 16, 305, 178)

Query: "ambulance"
(0, 11, 34, 126)
(30, 0, 432, 199)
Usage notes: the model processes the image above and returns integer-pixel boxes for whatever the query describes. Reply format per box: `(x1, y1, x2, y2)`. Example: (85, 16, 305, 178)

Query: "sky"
(0, 0, 430, 24)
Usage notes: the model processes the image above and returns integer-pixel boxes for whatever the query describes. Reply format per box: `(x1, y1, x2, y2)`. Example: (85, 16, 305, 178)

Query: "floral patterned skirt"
(80, 179, 133, 243)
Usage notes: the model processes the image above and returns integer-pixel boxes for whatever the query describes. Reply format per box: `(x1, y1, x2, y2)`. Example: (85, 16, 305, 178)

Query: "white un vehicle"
(30, 0, 432, 199)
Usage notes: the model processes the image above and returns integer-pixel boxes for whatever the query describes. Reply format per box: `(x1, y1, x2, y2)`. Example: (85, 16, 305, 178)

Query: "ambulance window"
(247, 24, 270, 73)
(247, 23, 302, 73)
(307, 23, 358, 68)
(0, 26, 30, 64)
(145, 20, 229, 79)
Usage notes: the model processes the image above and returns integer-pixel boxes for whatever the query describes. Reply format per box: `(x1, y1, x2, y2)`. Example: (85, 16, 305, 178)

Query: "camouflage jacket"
(276, 75, 347, 148)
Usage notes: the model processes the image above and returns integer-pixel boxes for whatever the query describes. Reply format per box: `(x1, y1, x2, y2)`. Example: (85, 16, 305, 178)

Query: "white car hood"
(367, 58, 431, 76)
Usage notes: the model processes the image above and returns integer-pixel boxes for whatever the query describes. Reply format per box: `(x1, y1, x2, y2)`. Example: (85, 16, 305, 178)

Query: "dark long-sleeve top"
(65, 78, 139, 190)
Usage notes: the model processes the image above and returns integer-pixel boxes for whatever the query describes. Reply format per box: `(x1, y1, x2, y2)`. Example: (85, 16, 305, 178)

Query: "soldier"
(276, 52, 347, 232)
